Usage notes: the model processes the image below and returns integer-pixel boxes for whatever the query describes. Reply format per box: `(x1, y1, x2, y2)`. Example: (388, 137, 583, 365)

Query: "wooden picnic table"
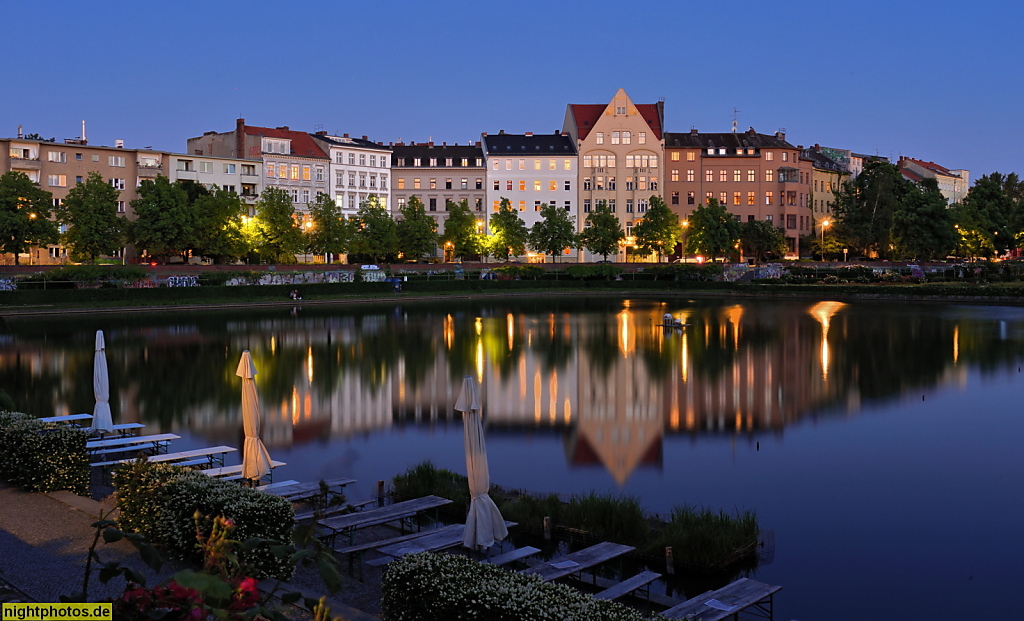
(260, 478, 355, 503)
(97, 422, 146, 436)
(86, 433, 180, 455)
(660, 577, 781, 620)
(92, 445, 236, 469)
(374, 520, 518, 560)
(200, 461, 286, 480)
(39, 413, 92, 425)
(317, 495, 452, 546)
(520, 541, 635, 582)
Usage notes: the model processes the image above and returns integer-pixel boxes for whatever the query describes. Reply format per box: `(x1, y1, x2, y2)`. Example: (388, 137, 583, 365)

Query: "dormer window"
(263, 139, 290, 154)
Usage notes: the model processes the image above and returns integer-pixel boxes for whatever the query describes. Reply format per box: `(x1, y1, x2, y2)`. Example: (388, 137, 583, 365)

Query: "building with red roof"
(898, 156, 969, 204)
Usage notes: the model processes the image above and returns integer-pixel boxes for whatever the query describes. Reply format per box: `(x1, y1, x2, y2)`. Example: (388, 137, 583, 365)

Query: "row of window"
(490, 179, 572, 192)
(668, 150, 793, 161)
(177, 160, 259, 176)
(663, 190, 810, 208)
(580, 154, 660, 168)
(334, 152, 389, 168)
(396, 157, 484, 168)
(493, 200, 574, 212)
(396, 197, 485, 212)
(593, 131, 647, 146)
(12, 149, 130, 166)
(664, 168, 812, 184)
(397, 178, 485, 191)
(582, 176, 658, 191)
(334, 171, 388, 190)
(581, 198, 650, 213)
(264, 163, 326, 182)
(490, 158, 574, 172)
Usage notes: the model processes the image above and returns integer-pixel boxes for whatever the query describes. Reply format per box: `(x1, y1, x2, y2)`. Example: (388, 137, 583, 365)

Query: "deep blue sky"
(4, 1, 1020, 179)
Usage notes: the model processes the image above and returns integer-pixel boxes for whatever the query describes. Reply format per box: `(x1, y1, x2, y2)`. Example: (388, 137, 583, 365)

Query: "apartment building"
(663, 127, 813, 256)
(1, 135, 155, 264)
(802, 146, 848, 219)
(309, 132, 391, 217)
(480, 131, 577, 258)
(163, 153, 262, 210)
(187, 119, 329, 218)
(562, 89, 665, 254)
(898, 157, 969, 204)
(390, 142, 486, 234)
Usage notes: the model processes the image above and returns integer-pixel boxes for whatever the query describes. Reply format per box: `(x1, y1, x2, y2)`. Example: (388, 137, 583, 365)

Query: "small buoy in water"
(922, 395, 925, 401)
(756, 441, 760, 451)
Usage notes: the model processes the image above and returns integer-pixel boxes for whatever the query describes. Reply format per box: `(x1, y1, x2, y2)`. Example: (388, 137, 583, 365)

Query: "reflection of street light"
(821, 219, 830, 260)
(445, 241, 454, 263)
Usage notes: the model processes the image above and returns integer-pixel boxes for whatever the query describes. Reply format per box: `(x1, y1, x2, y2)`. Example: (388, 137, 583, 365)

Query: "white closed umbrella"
(237, 350, 272, 482)
(455, 375, 508, 550)
(92, 330, 113, 434)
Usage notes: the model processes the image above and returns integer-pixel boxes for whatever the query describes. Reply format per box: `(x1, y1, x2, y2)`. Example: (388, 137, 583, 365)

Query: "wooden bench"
(660, 577, 781, 620)
(201, 460, 286, 481)
(483, 546, 541, 567)
(332, 524, 462, 577)
(92, 445, 236, 469)
(521, 541, 635, 583)
(98, 422, 146, 436)
(375, 520, 517, 560)
(261, 478, 355, 503)
(317, 495, 452, 547)
(295, 497, 377, 523)
(593, 570, 661, 601)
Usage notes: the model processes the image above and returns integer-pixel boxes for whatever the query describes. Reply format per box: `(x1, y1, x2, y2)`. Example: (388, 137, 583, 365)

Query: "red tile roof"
(243, 125, 328, 159)
(568, 103, 664, 141)
(901, 156, 957, 177)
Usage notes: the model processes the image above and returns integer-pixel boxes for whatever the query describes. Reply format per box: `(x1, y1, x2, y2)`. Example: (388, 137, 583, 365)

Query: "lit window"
(748, 192, 755, 205)
(687, 152, 695, 161)
(611, 131, 620, 145)
(493, 200, 500, 211)
(671, 170, 679, 182)
(444, 158, 452, 166)
(279, 165, 288, 178)
(765, 192, 774, 205)
(413, 178, 421, 189)
(719, 170, 727, 182)
(302, 166, 311, 181)
(671, 152, 680, 161)
(638, 132, 646, 145)
(518, 180, 525, 191)
(397, 178, 405, 190)
(765, 152, 774, 161)
(413, 157, 420, 166)
(766, 170, 774, 182)
(518, 201, 525, 211)
(564, 159, 571, 170)
(267, 163, 275, 177)
(462, 158, 469, 167)
(733, 192, 741, 205)
(687, 169, 695, 182)
(705, 170, 713, 182)
(622, 132, 631, 145)
(535, 201, 541, 211)
(596, 132, 604, 145)
(719, 192, 727, 204)
(549, 180, 557, 191)
(748, 169, 756, 182)
(429, 178, 436, 189)
(534, 180, 541, 191)
(782, 152, 789, 162)
(734, 170, 741, 182)
(505, 159, 512, 170)
(534, 159, 541, 170)
(492, 160, 499, 170)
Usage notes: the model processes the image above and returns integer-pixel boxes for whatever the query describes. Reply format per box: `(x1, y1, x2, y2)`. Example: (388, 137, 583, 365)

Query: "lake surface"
(3, 295, 1023, 620)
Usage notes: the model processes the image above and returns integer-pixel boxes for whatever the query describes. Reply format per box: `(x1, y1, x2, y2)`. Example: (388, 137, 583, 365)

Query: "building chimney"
(236, 118, 246, 159)
(498, 129, 505, 135)
(525, 132, 533, 137)
(481, 132, 488, 137)
(17, 125, 23, 138)
(690, 128, 698, 135)
(362, 135, 367, 140)
(115, 139, 124, 149)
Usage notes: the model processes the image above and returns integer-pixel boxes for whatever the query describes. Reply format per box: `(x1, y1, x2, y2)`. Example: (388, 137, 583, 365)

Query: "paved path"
(0, 484, 378, 619)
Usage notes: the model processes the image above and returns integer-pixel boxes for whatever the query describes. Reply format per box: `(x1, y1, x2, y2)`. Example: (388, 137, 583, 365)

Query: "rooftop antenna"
(314, 123, 323, 133)
(731, 108, 741, 133)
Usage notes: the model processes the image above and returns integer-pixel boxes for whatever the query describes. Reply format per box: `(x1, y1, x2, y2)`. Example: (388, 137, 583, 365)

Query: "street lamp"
(681, 219, 689, 263)
(821, 220, 830, 261)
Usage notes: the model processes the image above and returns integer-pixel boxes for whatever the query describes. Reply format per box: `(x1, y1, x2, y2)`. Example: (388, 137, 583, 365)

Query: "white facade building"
(311, 132, 391, 217)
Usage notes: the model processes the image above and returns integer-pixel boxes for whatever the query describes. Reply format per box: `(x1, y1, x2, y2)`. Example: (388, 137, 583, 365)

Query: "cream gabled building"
(562, 89, 664, 260)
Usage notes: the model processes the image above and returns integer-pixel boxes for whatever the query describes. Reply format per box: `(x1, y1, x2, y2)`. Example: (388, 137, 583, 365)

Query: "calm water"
(3, 296, 1023, 621)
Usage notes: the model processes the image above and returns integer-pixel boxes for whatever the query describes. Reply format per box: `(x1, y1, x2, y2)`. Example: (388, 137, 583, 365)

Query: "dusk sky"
(4, 1, 1021, 180)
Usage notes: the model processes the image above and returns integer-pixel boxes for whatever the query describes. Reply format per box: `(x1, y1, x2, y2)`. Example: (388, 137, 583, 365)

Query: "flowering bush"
(114, 459, 294, 579)
(382, 552, 652, 621)
(0, 411, 89, 494)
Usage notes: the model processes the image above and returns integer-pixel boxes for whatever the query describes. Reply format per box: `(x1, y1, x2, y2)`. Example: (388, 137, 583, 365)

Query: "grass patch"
(392, 461, 469, 518)
(644, 505, 760, 571)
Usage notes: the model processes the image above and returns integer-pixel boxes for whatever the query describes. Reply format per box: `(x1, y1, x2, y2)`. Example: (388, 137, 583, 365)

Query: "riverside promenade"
(0, 484, 379, 619)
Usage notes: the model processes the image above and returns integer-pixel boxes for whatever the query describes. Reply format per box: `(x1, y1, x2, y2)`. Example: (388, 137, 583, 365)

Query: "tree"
(740, 220, 787, 262)
(251, 187, 302, 263)
(578, 200, 624, 261)
(529, 203, 576, 262)
(685, 198, 741, 262)
(193, 187, 249, 263)
(440, 199, 483, 261)
(396, 196, 438, 261)
(57, 171, 126, 262)
(891, 178, 957, 260)
(129, 175, 194, 263)
(352, 197, 399, 262)
(631, 195, 679, 261)
(960, 173, 1016, 255)
(306, 192, 350, 263)
(0, 171, 58, 265)
(488, 198, 528, 261)
(832, 161, 909, 259)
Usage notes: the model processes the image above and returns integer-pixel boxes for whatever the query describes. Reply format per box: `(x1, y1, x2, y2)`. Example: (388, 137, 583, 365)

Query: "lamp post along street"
(821, 219, 830, 261)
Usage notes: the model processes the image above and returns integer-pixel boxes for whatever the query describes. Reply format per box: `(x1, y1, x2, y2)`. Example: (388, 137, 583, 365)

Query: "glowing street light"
(821, 219, 830, 260)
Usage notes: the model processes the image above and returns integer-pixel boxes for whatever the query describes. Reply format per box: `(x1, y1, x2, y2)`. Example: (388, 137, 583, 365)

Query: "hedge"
(0, 412, 89, 495)
(382, 552, 656, 621)
(113, 459, 294, 579)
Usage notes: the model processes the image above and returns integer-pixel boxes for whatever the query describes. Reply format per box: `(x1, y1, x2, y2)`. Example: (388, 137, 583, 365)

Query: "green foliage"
(529, 202, 577, 262)
(0, 170, 59, 265)
(192, 187, 249, 263)
(112, 459, 295, 579)
(562, 492, 649, 547)
(57, 171, 127, 262)
(392, 461, 469, 512)
(251, 188, 302, 263)
(488, 198, 529, 261)
(128, 175, 194, 262)
(497, 493, 564, 532)
(306, 192, 350, 260)
(562, 264, 622, 280)
(632, 195, 679, 260)
(382, 552, 652, 621)
(832, 161, 909, 259)
(397, 196, 439, 260)
(578, 200, 625, 261)
(0, 412, 89, 494)
(740, 220, 787, 262)
(440, 199, 484, 260)
(18, 264, 149, 286)
(644, 505, 759, 570)
(686, 198, 741, 261)
(352, 197, 399, 262)
(492, 264, 545, 280)
(892, 178, 957, 260)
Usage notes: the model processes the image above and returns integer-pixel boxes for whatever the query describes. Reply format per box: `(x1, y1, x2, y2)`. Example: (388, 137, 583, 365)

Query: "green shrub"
(497, 492, 564, 533)
(562, 492, 649, 547)
(0, 412, 89, 494)
(113, 459, 295, 579)
(392, 461, 468, 513)
(492, 264, 546, 280)
(563, 265, 622, 280)
(644, 505, 759, 570)
(644, 263, 723, 281)
(382, 552, 652, 621)
(17, 265, 149, 288)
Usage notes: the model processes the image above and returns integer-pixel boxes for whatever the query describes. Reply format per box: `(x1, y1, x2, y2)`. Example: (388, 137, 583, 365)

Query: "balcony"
(10, 157, 41, 171)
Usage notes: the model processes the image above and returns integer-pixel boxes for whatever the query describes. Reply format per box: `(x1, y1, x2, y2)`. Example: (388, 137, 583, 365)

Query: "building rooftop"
(567, 102, 664, 141)
(664, 128, 795, 150)
(242, 124, 328, 159)
(481, 132, 576, 156)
